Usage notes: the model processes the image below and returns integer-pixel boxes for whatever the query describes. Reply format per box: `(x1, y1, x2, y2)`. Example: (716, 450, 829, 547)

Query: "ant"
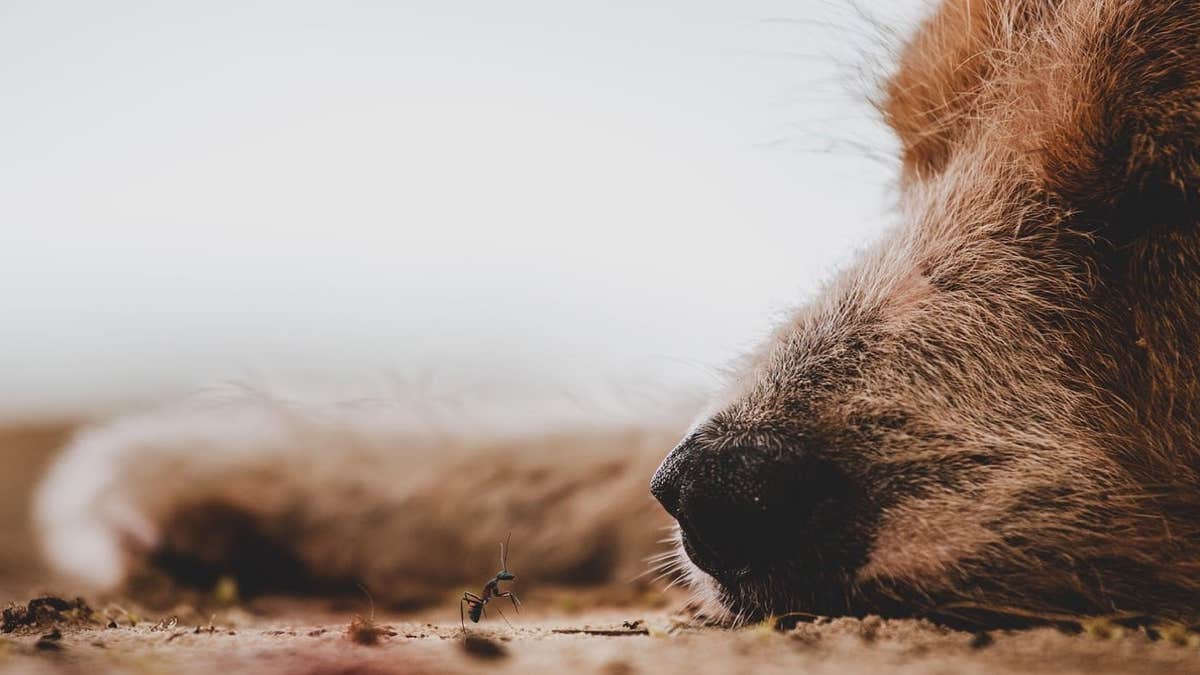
(460, 533, 521, 630)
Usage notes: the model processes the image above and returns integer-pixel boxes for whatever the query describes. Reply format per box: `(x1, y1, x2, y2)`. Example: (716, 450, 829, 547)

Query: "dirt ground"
(5, 598, 1200, 675)
(5, 423, 1200, 675)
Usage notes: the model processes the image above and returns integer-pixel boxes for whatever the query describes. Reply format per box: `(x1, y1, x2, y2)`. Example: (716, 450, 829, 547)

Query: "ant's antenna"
(356, 583, 375, 622)
(500, 531, 512, 571)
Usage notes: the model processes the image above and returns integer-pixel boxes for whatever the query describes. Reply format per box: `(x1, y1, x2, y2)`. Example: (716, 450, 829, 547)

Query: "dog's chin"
(674, 551, 828, 626)
(675, 535, 871, 623)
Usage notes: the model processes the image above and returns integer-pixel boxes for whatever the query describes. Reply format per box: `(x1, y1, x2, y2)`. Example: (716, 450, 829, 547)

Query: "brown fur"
(31, 0, 1200, 627)
(675, 0, 1200, 625)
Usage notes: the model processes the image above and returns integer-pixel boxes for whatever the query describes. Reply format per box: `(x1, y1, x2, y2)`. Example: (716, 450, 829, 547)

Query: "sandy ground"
(5, 423, 1200, 674)
(5, 600, 1200, 675)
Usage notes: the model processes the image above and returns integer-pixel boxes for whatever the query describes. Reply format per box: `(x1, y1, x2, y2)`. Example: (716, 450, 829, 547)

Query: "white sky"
(0, 0, 928, 418)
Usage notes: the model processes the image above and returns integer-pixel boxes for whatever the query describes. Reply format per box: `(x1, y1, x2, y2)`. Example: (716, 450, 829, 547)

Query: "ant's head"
(496, 570, 516, 582)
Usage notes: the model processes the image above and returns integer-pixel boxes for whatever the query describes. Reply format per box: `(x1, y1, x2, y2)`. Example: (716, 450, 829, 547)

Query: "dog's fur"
(34, 0, 1200, 625)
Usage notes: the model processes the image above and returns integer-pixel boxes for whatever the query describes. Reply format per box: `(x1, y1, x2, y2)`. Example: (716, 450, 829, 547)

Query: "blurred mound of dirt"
(1, 596, 97, 635)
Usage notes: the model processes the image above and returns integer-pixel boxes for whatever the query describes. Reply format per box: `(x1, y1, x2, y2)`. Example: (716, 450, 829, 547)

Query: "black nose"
(650, 441, 852, 581)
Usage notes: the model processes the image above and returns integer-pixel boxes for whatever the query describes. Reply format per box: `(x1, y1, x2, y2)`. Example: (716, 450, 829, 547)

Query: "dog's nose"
(651, 442, 852, 579)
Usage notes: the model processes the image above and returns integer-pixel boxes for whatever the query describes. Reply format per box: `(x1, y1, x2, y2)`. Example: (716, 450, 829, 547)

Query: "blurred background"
(1, 0, 928, 423)
(0, 0, 931, 601)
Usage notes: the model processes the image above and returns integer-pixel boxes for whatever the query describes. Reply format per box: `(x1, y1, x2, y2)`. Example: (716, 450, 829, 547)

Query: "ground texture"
(5, 598, 1200, 675)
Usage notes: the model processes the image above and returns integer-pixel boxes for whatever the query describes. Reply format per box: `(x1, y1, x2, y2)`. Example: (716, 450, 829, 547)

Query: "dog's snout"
(649, 445, 688, 519)
(651, 440, 852, 580)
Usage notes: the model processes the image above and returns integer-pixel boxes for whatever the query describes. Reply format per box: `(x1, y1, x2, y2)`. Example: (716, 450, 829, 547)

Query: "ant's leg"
(494, 604, 514, 628)
(460, 592, 482, 631)
(496, 591, 521, 613)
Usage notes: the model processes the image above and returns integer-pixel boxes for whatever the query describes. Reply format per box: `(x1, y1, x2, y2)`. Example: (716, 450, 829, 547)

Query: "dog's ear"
(885, 0, 1200, 240)
(882, 0, 1059, 181)
(1032, 2, 1200, 240)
